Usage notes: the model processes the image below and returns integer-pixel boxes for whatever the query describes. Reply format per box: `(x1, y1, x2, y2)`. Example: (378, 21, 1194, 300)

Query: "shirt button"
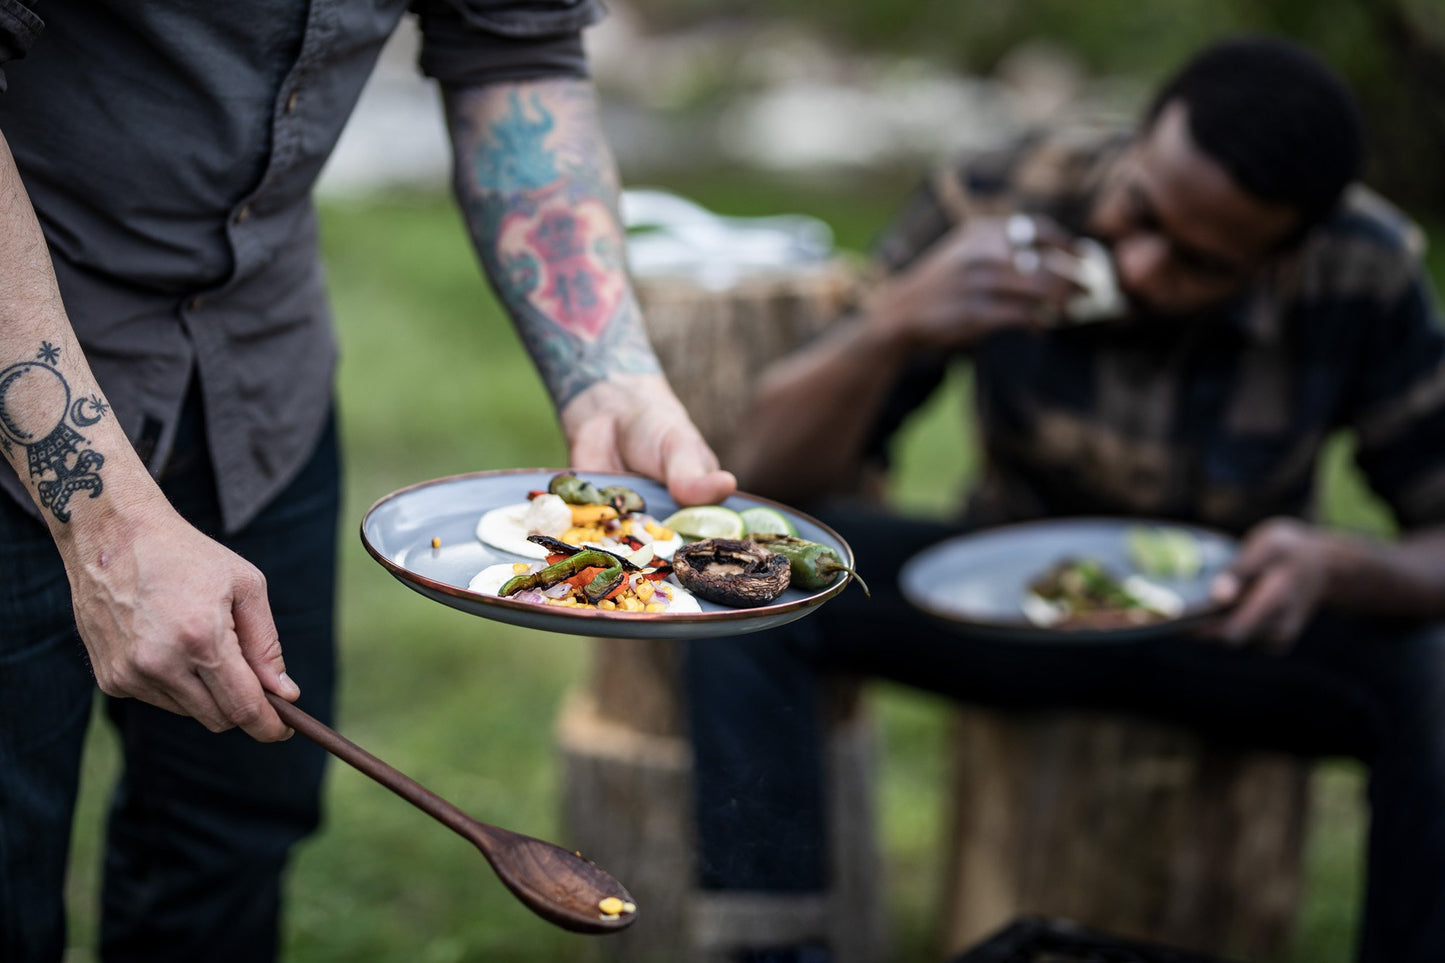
(285, 89, 300, 113)
(233, 204, 252, 225)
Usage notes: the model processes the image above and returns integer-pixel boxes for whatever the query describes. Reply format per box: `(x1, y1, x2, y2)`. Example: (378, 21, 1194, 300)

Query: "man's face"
(1088, 101, 1302, 319)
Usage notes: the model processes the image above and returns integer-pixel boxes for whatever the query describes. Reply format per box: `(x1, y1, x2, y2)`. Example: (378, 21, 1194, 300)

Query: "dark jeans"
(686, 503, 1445, 963)
(0, 394, 340, 963)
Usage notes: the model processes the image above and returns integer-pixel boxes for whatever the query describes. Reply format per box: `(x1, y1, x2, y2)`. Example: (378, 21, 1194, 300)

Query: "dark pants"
(686, 503, 1445, 963)
(0, 395, 340, 963)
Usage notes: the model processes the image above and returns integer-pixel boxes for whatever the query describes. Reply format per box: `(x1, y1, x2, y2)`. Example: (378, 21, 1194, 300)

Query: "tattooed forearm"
(447, 78, 660, 407)
(0, 342, 108, 522)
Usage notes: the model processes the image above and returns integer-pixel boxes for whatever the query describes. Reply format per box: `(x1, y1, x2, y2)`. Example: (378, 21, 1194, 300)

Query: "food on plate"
(548, 471, 646, 515)
(1126, 524, 1202, 579)
(475, 473, 681, 560)
(738, 505, 798, 537)
(660, 504, 746, 541)
(469, 536, 702, 614)
(500, 548, 635, 603)
(672, 538, 791, 607)
(471, 480, 853, 613)
(747, 532, 869, 595)
(1022, 556, 1183, 629)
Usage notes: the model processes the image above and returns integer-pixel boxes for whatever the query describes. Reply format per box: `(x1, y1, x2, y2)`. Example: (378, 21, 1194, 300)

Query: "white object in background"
(622, 188, 835, 290)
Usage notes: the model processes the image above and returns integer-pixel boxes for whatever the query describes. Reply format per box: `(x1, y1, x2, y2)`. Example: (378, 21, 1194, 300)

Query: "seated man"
(687, 37, 1445, 963)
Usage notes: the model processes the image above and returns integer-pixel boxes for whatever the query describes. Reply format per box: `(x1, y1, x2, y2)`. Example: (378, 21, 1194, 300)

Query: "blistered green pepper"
(748, 533, 870, 596)
(548, 472, 646, 515)
(582, 564, 628, 603)
(499, 548, 622, 597)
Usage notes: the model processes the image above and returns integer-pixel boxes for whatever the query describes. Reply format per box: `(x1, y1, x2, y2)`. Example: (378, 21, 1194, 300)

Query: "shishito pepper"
(499, 549, 629, 603)
(747, 533, 870, 596)
(548, 471, 646, 515)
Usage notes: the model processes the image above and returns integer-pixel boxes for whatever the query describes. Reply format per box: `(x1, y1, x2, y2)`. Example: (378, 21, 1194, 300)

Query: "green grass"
(62, 172, 1435, 961)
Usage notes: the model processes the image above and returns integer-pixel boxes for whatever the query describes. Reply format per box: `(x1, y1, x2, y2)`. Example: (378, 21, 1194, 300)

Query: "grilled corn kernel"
(562, 525, 607, 545)
(431, 537, 442, 549)
(598, 897, 625, 915)
(512, 562, 531, 575)
(634, 580, 655, 602)
(622, 901, 637, 914)
(644, 521, 674, 540)
(597, 599, 616, 610)
(569, 504, 618, 525)
(644, 602, 667, 613)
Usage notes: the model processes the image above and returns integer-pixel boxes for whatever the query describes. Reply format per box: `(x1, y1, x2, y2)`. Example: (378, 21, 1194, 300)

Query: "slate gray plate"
(361, 469, 855, 640)
(899, 517, 1238, 643)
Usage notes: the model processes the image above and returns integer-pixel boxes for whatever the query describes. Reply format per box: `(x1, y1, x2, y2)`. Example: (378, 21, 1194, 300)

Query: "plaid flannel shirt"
(867, 126, 1445, 536)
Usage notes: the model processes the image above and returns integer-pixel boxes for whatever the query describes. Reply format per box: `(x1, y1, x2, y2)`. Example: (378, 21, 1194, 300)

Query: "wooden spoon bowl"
(266, 693, 637, 934)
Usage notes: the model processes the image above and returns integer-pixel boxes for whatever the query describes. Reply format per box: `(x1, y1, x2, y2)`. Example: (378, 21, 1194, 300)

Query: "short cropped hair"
(1146, 36, 1365, 233)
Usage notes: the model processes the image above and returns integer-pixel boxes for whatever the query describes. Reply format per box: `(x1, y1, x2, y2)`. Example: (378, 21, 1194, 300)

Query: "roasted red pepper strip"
(583, 565, 628, 603)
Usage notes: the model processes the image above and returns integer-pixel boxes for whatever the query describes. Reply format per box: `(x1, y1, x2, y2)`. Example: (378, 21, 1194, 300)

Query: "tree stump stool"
(557, 250, 1313, 962)
(555, 263, 886, 963)
(940, 708, 1312, 961)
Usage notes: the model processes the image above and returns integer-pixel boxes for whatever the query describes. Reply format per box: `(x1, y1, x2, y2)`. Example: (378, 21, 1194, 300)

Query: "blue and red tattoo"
(450, 81, 659, 407)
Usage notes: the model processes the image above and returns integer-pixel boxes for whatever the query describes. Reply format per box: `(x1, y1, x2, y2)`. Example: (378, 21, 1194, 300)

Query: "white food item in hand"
(1044, 238, 1126, 324)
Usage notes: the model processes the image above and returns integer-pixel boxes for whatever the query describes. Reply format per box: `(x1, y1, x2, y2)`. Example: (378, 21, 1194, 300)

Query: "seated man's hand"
(866, 214, 1082, 352)
(1205, 518, 1333, 652)
(64, 499, 299, 741)
(561, 373, 737, 507)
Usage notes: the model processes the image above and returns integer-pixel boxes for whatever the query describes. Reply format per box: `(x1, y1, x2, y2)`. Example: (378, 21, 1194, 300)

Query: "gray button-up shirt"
(0, 0, 599, 531)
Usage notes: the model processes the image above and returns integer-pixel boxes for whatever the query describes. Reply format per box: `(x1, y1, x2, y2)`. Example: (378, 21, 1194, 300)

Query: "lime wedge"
(739, 506, 798, 537)
(1158, 528, 1201, 578)
(660, 505, 746, 541)
(1127, 525, 1201, 579)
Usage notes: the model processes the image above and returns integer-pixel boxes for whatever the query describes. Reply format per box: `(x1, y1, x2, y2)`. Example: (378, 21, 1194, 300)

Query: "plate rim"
(359, 467, 856, 633)
(899, 514, 1238, 642)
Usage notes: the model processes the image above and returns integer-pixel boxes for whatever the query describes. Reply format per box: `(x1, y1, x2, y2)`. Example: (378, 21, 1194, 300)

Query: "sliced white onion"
(1122, 576, 1184, 617)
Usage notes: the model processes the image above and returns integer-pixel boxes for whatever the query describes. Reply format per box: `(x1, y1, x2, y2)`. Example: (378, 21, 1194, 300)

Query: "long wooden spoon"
(266, 692, 637, 934)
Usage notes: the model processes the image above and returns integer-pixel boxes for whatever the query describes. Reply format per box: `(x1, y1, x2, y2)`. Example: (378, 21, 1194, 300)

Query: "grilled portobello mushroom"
(672, 538, 790, 607)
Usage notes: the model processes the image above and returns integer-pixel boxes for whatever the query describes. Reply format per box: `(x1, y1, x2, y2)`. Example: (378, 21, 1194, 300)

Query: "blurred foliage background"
(60, 1, 1445, 961)
(628, 0, 1444, 218)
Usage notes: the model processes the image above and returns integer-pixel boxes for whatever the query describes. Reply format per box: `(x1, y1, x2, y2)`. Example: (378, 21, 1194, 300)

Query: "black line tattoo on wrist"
(0, 343, 108, 522)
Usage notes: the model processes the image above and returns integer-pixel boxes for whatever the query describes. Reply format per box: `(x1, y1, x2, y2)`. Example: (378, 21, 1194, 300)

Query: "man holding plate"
(0, 3, 733, 961)
(690, 37, 1445, 963)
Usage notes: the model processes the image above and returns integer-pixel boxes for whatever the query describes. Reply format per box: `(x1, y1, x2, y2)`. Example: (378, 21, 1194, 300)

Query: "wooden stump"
(940, 707, 1311, 961)
(556, 263, 886, 963)
(557, 257, 1311, 962)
